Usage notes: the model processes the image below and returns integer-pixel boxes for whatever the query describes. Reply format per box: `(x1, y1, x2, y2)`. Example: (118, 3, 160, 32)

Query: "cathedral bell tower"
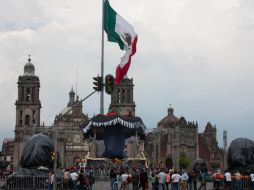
(14, 55, 41, 169)
(15, 55, 41, 133)
(109, 77, 136, 116)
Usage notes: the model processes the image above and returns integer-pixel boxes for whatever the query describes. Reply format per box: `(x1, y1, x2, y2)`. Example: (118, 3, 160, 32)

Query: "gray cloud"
(0, 0, 254, 147)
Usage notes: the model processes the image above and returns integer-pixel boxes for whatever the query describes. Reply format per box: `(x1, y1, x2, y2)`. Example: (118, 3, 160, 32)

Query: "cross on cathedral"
(28, 54, 31, 62)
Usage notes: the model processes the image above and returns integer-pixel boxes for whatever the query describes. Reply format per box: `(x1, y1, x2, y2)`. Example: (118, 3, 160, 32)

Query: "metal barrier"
(1, 176, 64, 190)
(0, 172, 111, 190)
(212, 177, 252, 190)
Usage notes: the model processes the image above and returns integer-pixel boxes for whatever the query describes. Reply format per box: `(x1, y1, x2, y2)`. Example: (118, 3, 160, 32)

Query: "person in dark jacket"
(131, 168, 140, 190)
(110, 168, 118, 190)
(79, 169, 85, 190)
(139, 169, 148, 190)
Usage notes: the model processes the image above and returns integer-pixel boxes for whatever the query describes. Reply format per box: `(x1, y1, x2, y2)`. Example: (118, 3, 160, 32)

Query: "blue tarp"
(102, 126, 125, 158)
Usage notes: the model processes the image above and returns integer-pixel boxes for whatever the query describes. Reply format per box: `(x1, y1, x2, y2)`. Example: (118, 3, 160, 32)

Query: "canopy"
(81, 115, 146, 140)
(81, 114, 146, 159)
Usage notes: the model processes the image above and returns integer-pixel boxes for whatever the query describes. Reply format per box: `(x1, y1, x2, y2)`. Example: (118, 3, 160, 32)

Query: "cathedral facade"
(13, 58, 138, 169)
(12, 57, 223, 170)
(145, 107, 198, 169)
(13, 57, 88, 170)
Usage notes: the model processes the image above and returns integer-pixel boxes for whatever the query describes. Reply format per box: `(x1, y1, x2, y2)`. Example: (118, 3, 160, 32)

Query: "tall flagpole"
(100, 0, 105, 114)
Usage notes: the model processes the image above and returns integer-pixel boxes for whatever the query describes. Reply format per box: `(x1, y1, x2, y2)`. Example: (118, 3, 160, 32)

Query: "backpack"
(215, 173, 221, 181)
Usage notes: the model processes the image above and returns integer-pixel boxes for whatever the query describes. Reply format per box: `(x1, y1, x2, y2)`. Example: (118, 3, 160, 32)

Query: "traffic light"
(105, 74, 115, 94)
(93, 76, 103, 91)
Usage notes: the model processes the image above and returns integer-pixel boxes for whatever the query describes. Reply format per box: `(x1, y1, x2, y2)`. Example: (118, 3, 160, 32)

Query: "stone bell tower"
(109, 77, 136, 116)
(13, 55, 41, 169)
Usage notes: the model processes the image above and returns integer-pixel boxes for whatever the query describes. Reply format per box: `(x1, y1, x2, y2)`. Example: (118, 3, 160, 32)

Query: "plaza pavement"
(92, 181, 214, 190)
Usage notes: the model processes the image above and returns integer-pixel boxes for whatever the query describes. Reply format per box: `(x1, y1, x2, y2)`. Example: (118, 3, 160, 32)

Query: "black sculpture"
(193, 158, 208, 173)
(3, 134, 63, 189)
(227, 138, 254, 173)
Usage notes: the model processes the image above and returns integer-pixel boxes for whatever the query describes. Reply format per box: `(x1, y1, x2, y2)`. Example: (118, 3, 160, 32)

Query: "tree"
(0, 160, 7, 170)
(165, 157, 173, 169)
(179, 156, 191, 169)
(210, 161, 220, 171)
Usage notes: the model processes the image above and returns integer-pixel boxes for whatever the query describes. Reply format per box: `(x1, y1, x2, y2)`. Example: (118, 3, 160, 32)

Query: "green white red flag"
(104, 0, 138, 84)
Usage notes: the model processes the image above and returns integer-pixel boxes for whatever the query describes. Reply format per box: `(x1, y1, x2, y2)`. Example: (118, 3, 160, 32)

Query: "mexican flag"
(104, 0, 138, 84)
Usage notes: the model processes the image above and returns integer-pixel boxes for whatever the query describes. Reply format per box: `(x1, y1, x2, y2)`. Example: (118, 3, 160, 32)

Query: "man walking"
(224, 170, 232, 190)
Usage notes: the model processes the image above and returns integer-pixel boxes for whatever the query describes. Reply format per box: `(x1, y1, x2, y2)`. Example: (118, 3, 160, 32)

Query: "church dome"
(23, 55, 35, 76)
(158, 107, 179, 125)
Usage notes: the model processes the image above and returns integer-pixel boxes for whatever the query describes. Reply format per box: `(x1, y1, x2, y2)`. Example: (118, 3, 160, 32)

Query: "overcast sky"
(0, 0, 254, 148)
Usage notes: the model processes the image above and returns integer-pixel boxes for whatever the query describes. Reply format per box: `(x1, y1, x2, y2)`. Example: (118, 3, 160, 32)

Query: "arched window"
(26, 88, 31, 101)
(25, 115, 30, 125)
(117, 89, 121, 103)
(122, 89, 126, 103)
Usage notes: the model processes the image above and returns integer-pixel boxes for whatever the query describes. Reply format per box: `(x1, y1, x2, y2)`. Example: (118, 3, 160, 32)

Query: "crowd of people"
(47, 168, 95, 190)
(108, 167, 254, 190)
(27, 166, 254, 190)
(211, 169, 254, 190)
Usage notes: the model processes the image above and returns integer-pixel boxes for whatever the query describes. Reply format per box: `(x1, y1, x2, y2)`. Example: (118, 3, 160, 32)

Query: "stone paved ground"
(92, 181, 214, 190)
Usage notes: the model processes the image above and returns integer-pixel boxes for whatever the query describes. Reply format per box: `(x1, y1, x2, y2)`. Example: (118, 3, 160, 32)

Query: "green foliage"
(179, 156, 191, 169)
(0, 160, 8, 170)
(210, 161, 220, 170)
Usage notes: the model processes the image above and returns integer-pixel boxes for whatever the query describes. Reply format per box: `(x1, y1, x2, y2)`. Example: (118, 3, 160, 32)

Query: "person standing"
(181, 170, 189, 190)
(191, 171, 198, 190)
(70, 169, 79, 190)
(110, 168, 118, 190)
(63, 169, 71, 190)
(48, 170, 54, 190)
(224, 170, 232, 190)
(155, 171, 160, 190)
(158, 169, 167, 190)
(119, 171, 129, 190)
(250, 171, 254, 190)
(139, 169, 148, 190)
(131, 168, 139, 190)
(150, 172, 157, 190)
(79, 169, 85, 190)
(171, 170, 182, 190)
(88, 171, 95, 190)
(198, 171, 206, 190)
(212, 170, 222, 190)
(165, 170, 171, 190)
(234, 171, 242, 190)
(187, 170, 194, 190)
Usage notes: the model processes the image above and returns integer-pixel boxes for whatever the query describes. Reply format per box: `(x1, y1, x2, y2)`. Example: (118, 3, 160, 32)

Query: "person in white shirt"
(250, 171, 254, 190)
(181, 170, 189, 190)
(158, 169, 166, 190)
(224, 170, 232, 190)
(70, 170, 79, 190)
(63, 169, 71, 190)
(171, 170, 182, 190)
(120, 171, 129, 190)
